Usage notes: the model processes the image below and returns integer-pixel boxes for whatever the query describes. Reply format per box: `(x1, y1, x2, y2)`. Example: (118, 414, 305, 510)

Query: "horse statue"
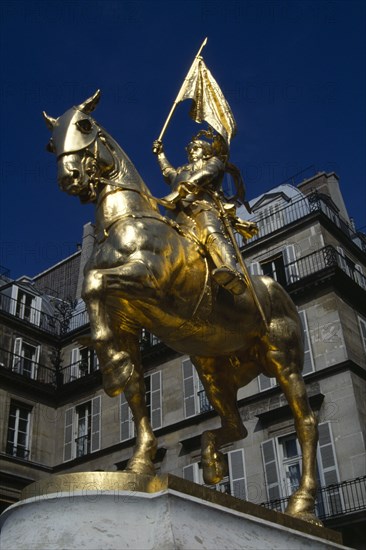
(43, 90, 321, 525)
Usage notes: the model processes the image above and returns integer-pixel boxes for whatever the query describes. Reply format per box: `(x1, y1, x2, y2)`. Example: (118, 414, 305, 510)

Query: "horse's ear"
(43, 111, 57, 130)
(78, 89, 101, 114)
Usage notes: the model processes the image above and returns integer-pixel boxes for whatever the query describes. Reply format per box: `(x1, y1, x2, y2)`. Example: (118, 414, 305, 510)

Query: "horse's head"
(43, 90, 113, 203)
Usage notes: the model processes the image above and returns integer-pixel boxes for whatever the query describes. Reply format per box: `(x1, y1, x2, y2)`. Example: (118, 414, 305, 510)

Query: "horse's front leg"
(82, 269, 137, 396)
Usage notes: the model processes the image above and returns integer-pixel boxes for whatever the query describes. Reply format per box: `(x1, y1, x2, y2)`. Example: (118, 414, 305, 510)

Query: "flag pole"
(156, 37, 208, 144)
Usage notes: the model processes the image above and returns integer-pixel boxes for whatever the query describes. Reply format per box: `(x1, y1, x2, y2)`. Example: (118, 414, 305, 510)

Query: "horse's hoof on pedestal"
(285, 511, 323, 527)
(125, 457, 156, 477)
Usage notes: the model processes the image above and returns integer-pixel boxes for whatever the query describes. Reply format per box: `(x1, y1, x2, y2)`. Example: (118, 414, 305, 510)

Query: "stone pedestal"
(0, 473, 347, 549)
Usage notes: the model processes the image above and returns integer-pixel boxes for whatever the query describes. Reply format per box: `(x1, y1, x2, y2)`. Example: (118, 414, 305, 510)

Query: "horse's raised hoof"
(202, 450, 228, 484)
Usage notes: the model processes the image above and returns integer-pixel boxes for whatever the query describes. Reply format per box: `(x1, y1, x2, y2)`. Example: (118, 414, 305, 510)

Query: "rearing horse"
(44, 90, 321, 525)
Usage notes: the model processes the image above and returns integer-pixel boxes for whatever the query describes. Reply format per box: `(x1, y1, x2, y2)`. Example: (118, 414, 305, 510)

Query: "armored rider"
(153, 134, 257, 296)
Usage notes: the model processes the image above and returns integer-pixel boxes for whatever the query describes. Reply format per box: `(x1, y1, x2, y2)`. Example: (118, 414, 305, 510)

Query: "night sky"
(0, 0, 365, 279)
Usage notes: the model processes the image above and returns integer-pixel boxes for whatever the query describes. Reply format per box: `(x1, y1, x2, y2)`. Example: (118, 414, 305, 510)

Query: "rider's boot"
(206, 233, 247, 295)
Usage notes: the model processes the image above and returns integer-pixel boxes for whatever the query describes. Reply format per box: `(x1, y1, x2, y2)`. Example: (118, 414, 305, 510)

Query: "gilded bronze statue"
(43, 88, 321, 526)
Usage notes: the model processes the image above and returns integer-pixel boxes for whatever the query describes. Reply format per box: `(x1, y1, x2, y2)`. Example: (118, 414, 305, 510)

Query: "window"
(183, 448, 247, 500)
(12, 338, 40, 380)
(63, 396, 101, 462)
(261, 422, 342, 516)
(249, 245, 299, 286)
(10, 286, 41, 326)
(6, 401, 32, 459)
(120, 371, 162, 442)
(358, 317, 366, 354)
(69, 347, 99, 381)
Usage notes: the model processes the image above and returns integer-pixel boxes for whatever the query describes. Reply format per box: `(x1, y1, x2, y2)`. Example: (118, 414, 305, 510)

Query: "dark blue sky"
(0, 0, 365, 279)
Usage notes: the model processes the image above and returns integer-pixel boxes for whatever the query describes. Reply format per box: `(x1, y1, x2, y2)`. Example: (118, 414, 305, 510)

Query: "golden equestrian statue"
(43, 42, 321, 526)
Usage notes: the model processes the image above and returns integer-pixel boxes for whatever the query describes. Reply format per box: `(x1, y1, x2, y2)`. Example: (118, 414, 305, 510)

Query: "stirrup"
(212, 267, 247, 295)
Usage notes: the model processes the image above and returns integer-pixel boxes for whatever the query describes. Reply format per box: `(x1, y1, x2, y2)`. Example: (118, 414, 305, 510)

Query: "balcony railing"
(261, 476, 366, 521)
(284, 245, 366, 290)
(246, 192, 366, 254)
(0, 347, 55, 386)
(58, 359, 100, 385)
(0, 293, 59, 335)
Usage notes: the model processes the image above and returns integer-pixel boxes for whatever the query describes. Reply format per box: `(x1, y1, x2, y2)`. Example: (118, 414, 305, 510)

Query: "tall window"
(75, 402, 91, 457)
(120, 371, 162, 441)
(63, 396, 101, 462)
(6, 401, 32, 459)
(249, 245, 299, 286)
(10, 286, 41, 326)
(12, 338, 40, 380)
(68, 346, 99, 381)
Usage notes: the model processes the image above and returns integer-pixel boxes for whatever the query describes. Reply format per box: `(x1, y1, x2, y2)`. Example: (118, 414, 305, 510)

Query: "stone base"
(0, 473, 347, 550)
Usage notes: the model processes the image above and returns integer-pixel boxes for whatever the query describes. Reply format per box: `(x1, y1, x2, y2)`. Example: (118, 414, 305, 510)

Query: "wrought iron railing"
(261, 476, 366, 521)
(75, 434, 90, 457)
(246, 192, 366, 254)
(0, 347, 55, 385)
(58, 358, 100, 385)
(284, 245, 366, 289)
(0, 293, 60, 335)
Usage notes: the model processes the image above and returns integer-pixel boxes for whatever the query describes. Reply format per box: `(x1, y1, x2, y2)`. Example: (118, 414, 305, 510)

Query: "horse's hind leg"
(191, 355, 256, 485)
(263, 335, 322, 525)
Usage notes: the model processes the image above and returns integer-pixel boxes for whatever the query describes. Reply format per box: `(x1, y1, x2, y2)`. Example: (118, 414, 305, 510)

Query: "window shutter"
(358, 317, 366, 353)
(249, 262, 263, 275)
(284, 245, 299, 284)
(336, 247, 350, 276)
(354, 264, 366, 289)
(64, 408, 74, 462)
(120, 392, 134, 441)
(150, 371, 162, 429)
(91, 396, 101, 452)
(70, 348, 80, 380)
(12, 337, 23, 373)
(182, 359, 197, 418)
(10, 286, 18, 315)
(317, 422, 343, 515)
(183, 463, 199, 483)
(258, 374, 276, 391)
(298, 310, 315, 375)
(317, 422, 339, 486)
(31, 295, 42, 326)
(33, 345, 41, 380)
(228, 448, 246, 500)
(261, 438, 281, 501)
